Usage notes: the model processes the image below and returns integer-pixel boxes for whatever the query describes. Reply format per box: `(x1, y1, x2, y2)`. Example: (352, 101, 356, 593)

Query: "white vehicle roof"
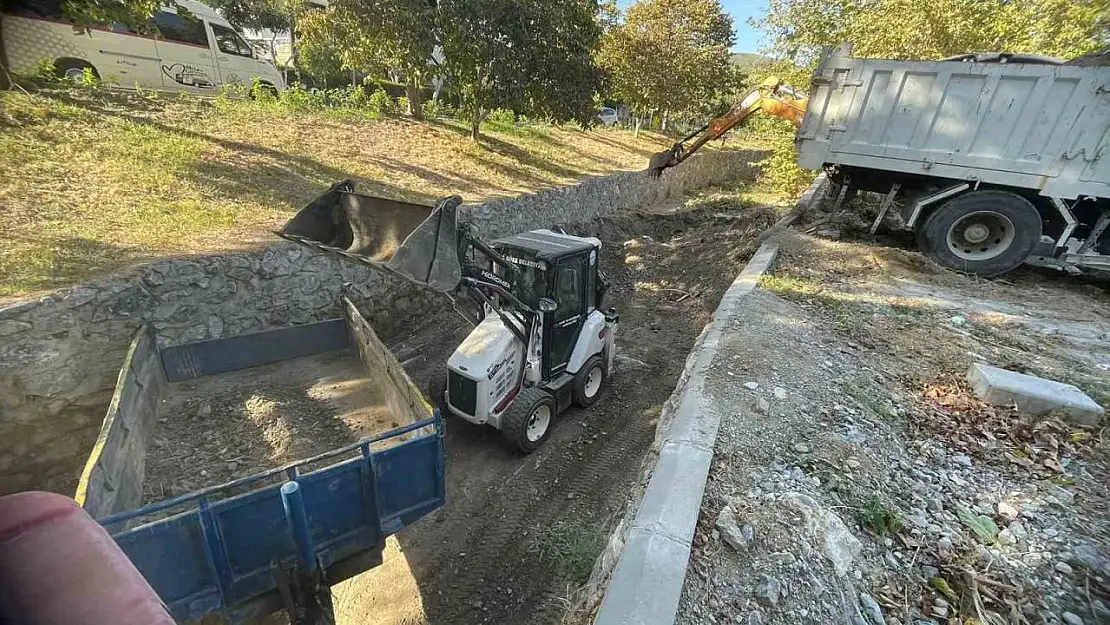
(168, 0, 227, 24)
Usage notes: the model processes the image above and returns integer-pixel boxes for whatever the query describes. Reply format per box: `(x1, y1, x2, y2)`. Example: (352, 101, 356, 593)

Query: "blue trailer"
(76, 298, 445, 624)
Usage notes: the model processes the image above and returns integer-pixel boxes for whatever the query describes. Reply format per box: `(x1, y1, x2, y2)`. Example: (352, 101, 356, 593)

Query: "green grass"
(3, 83, 740, 298)
(530, 520, 606, 586)
(859, 492, 903, 536)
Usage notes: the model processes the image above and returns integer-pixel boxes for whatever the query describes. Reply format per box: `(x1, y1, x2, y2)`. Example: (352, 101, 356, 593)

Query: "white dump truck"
(797, 45, 1109, 276)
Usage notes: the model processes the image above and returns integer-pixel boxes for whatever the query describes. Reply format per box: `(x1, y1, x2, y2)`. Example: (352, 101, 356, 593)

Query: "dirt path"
(329, 202, 778, 624)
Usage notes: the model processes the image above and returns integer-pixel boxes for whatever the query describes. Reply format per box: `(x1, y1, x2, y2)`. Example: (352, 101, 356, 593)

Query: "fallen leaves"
(956, 506, 1001, 543)
(914, 377, 1096, 477)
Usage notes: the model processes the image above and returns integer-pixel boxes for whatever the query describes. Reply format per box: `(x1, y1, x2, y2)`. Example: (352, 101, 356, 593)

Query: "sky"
(616, 0, 771, 54)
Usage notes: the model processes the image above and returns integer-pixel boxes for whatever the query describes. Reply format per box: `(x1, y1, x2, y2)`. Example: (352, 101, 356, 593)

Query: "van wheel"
(572, 355, 607, 408)
(501, 388, 556, 453)
(917, 190, 1041, 277)
(252, 82, 279, 99)
(55, 59, 98, 83)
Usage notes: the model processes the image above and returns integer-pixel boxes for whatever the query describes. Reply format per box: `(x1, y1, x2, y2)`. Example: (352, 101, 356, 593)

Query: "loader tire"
(917, 190, 1041, 278)
(501, 387, 556, 453)
(572, 355, 607, 408)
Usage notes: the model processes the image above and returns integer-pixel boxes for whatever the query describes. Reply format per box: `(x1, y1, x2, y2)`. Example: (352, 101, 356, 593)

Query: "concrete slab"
(593, 527, 691, 625)
(967, 363, 1105, 426)
(630, 442, 714, 543)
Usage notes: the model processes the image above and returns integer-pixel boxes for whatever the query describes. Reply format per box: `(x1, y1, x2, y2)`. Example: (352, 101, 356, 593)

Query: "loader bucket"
(277, 180, 465, 292)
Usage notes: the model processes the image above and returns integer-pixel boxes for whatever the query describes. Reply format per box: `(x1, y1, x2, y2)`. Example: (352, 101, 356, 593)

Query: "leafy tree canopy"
(202, 0, 294, 32)
(294, 0, 437, 116)
(754, 0, 1108, 77)
(439, 0, 604, 139)
(598, 0, 735, 118)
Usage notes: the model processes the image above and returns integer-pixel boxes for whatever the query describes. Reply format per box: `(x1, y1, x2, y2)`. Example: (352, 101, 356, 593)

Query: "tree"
(754, 0, 1109, 75)
(205, 0, 293, 32)
(203, 0, 298, 64)
(597, 0, 734, 133)
(295, 0, 436, 118)
(438, 0, 604, 140)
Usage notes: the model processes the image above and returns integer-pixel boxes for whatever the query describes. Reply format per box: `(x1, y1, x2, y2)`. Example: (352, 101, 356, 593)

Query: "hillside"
(0, 86, 738, 298)
(729, 52, 773, 72)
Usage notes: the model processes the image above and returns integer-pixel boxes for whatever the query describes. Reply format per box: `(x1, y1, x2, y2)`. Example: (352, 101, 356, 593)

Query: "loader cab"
(491, 230, 605, 379)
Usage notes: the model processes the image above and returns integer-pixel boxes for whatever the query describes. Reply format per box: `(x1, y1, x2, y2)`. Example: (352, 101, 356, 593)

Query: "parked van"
(2, 0, 284, 94)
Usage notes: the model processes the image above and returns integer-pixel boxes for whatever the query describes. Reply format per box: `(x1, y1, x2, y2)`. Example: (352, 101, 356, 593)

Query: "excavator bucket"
(646, 145, 681, 177)
(277, 180, 465, 292)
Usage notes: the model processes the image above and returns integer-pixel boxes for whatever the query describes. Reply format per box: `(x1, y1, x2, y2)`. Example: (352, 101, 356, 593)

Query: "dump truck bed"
(77, 299, 444, 623)
(796, 46, 1110, 199)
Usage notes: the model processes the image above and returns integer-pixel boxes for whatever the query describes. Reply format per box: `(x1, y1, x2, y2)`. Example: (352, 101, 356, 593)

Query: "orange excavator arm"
(646, 76, 808, 177)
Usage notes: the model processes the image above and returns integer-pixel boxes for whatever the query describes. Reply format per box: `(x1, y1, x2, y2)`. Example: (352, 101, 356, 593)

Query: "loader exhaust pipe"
(276, 180, 465, 292)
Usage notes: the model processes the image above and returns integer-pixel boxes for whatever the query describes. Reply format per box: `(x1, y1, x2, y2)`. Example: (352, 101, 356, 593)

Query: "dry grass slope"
(0, 85, 736, 298)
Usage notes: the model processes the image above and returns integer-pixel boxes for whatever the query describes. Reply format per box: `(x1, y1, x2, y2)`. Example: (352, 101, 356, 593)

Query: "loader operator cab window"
(545, 254, 588, 375)
(503, 261, 546, 310)
(555, 263, 583, 320)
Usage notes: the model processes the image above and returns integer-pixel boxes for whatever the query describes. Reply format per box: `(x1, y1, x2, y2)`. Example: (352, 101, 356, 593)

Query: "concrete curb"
(593, 173, 828, 625)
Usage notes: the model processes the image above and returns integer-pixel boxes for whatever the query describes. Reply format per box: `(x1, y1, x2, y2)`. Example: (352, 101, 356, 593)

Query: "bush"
(276, 82, 314, 109)
(421, 99, 441, 119)
(250, 78, 278, 103)
(340, 84, 368, 108)
(34, 59, 58, 82)
(396, 96, 410, 116)
(367, 89, 394, 115)
(80, 67, 100, 88)
(487, 108, 516, 125)
(746, 117, 813, 195)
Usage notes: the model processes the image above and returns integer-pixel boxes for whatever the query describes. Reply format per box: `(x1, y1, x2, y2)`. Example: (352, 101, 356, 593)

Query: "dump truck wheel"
(572, 355, 607, 408)
(501, 387, 556, 453)
(918, 190, 1041, 277)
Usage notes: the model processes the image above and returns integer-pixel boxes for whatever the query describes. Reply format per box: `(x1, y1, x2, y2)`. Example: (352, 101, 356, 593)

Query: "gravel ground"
(675, 229, 1110, 625)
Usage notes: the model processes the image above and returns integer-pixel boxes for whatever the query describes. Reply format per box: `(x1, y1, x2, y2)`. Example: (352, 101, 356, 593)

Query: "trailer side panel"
(797, 48, 1110, 200)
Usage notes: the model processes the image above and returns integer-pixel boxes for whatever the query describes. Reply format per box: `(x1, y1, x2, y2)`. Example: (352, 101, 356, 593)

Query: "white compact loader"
(278, 181, 618, 451)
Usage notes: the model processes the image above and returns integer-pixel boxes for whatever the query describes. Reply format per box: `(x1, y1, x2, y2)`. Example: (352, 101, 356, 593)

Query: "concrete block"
(967, 363, 1104, 426)
(632, 442, 713, 543)
(594, 527, 691, 625)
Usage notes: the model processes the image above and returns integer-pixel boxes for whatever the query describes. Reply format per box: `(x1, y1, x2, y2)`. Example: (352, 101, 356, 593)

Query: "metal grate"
(448, 371, 477, 416)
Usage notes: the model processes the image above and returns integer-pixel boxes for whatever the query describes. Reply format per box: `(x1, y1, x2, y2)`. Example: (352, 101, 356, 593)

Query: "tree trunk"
(470, 106, 482, 141)
(633, 113, 641, 137)
(0, 15, 12, 90)
(406, 76, 424, 120)
(662, 110, 670, 133)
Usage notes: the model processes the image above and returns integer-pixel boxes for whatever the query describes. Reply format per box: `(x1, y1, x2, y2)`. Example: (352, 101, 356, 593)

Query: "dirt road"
(330, 203, 777, 624)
